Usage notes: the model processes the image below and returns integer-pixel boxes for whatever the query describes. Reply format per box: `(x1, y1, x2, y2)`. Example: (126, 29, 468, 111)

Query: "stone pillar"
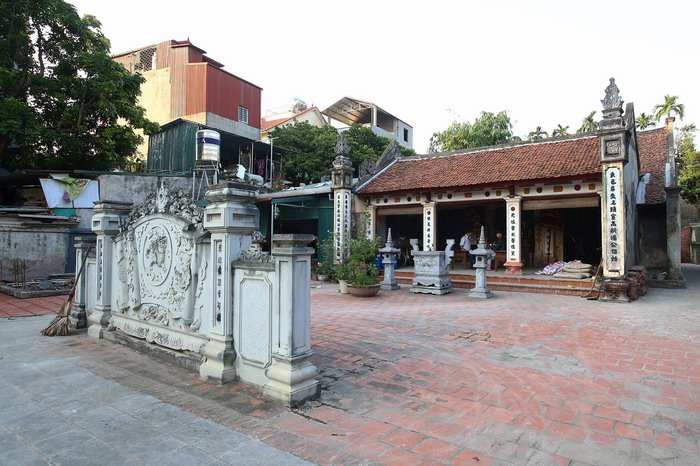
(88, 201, 132, 339)
(200, 182, 259, 384)
(332, 133, 354, 264)
(469, 227, 494, 299)
(264, 234, 320, 406)
(665, 186, 683, 281)
(597, 78, 631, 303)
(504, 196, 523, 274)
(71, 235, 96, 329)
(379, 228, 400, 290)
(422, 201, 436, 251)
(366, 205, 377, 240)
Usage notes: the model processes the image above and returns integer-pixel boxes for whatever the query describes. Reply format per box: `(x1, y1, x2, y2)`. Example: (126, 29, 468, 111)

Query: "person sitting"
(493, 231, 505, 250)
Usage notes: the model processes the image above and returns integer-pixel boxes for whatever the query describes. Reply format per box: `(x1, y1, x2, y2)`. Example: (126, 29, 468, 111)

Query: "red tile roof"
(357, 135, 602, 194)
(358, 129, 671, 204)
(637, 127, 671, 205)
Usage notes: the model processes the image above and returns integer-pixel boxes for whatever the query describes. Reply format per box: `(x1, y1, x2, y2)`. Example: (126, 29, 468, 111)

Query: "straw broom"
(41, 246, 91, 337)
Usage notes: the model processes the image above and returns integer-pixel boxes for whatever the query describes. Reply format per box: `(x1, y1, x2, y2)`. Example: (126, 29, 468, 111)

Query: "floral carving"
(126, 185, 203, 229)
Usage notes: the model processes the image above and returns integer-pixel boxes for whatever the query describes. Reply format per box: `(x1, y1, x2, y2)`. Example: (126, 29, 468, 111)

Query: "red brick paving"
(0, 292, 67, 317)
(19, 265, 700, 465)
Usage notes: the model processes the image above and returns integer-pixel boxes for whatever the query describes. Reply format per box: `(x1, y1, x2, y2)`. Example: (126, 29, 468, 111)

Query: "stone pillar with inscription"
(264, 234, 320, 406)
(504, 197, 523, 274)
(331, 133, 354, 263)
(422, 201, 436, 251)
(598, 78, 630, 302)
(71, 235, 96, 329)
(366, 205, 377, 240)
(88, 200, 132, 339)
(200, 182, 259, 384)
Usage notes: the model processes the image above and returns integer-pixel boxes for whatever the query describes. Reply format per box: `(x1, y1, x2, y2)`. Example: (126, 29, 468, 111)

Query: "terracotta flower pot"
(346, 284, 380, 297)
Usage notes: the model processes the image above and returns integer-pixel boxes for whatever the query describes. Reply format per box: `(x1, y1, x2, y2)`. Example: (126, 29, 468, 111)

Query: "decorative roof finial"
(601, 77, 623, 110)
(334, 132, 350, 157)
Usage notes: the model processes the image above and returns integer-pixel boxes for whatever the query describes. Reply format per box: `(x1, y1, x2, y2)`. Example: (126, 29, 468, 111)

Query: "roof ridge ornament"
(601, 77, 623, 110)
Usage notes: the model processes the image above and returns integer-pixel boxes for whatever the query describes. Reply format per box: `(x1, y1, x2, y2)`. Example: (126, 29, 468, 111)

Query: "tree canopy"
(528, 126, 549, 141)
(635, 112, 657, 130)
(428, 111, 513, 153)
(552, 124, 570, 138)
(677, 124, 700, 204)
(654, 95, 684, 122)
(271, 122, 414, 186)
(0, 0, 157, 172)
(577, 111, 598, 133)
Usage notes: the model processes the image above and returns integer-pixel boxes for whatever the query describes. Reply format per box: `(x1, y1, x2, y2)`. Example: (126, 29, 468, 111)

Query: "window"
(403, 128, 409, 142)
(238, 106, 249, 124)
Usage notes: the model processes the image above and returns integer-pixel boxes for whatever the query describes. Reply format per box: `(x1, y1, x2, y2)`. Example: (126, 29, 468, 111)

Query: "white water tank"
(195, 130, 220, 162)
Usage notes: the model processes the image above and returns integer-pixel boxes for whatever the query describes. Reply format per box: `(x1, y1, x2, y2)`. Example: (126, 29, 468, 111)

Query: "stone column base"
(469, 287, 493, 299)
(380, 282, 400, 290)
(199, 334, 237, 384)
(599, 278, 631, 303)
(504, 262, 523, 275)
(264, 352, 320, 407)
(87, 307, 111, 339)
(70, 304, 88, 329)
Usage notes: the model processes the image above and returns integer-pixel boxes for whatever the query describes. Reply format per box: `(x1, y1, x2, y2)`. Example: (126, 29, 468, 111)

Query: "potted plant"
(345, 234, 382, 297)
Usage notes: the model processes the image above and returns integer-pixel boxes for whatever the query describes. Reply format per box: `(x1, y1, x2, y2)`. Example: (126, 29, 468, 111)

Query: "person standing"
(460, 228, 474, 268)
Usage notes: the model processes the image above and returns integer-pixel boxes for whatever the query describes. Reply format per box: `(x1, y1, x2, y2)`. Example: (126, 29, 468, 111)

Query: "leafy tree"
(0, 0, 158, 171)
(654, 95, 685, 122)
(272, 121, 338, 185)
(552, 124, 570, 138)
(577, 111, 598, 133)
(677, 124, 700, 204)
(528, 126, 548, 141)
(272, 122, 414, 186)
(635, 113, 657, 130)
(428, 111, 513, 153)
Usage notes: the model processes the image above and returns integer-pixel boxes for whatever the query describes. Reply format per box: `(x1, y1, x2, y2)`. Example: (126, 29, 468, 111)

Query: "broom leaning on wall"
(41, 246, 92, 337)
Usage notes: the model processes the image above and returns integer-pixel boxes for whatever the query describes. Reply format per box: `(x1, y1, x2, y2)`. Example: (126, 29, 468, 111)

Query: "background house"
(323, 97, 413, 150)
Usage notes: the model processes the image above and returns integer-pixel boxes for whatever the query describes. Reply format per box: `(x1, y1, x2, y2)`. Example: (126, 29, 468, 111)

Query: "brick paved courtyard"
(1, 265, 699, 465)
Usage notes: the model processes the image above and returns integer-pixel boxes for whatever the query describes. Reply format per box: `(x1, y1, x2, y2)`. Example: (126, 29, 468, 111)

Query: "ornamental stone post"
(504, 196, 523, 274)
(598, 78, 631, 303)
(379, 228, 400, 290)
(331, 133, 353, 264)
(469, 227, 494, 299)
(264, 234, 320, 406)
(200, 182, 259, 384)
(88, 200, 132, 339)
(71, 235, 96, 329)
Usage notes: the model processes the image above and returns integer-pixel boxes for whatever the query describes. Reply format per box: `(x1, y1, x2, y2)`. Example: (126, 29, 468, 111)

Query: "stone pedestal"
(199, 333, 237, 384)
(71, 235, 96, 328)
(410, 251, 452, 295)
(379, 228, 400, 291)
(263, 234, 320, 406)
(88, 200, 132, 339)
(600, 277, 630, 303)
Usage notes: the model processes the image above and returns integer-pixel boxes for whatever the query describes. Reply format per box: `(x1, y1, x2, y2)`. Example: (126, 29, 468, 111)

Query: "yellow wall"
(132, 68, 172, 161)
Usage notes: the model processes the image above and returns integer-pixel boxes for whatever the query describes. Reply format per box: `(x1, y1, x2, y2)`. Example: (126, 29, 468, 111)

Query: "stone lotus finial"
(601, 77, 623, 110)
(334, 132, 350, 157)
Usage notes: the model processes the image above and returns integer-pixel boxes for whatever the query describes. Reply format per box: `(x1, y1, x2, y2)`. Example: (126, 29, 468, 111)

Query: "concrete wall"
(0, 228, 84, 279)
(99, 174, 192, 205)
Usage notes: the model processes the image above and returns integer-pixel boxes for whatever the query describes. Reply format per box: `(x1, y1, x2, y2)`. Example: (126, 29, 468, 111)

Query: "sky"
(68, 0, 699, 153)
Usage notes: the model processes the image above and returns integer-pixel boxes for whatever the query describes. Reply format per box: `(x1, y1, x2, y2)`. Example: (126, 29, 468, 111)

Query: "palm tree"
(577, 111, 598, 133)
(552, 124, 570, 138)
(528, 126, 548, 141)
(635, 113, 657, 130)
(653, 95, 685, 122)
